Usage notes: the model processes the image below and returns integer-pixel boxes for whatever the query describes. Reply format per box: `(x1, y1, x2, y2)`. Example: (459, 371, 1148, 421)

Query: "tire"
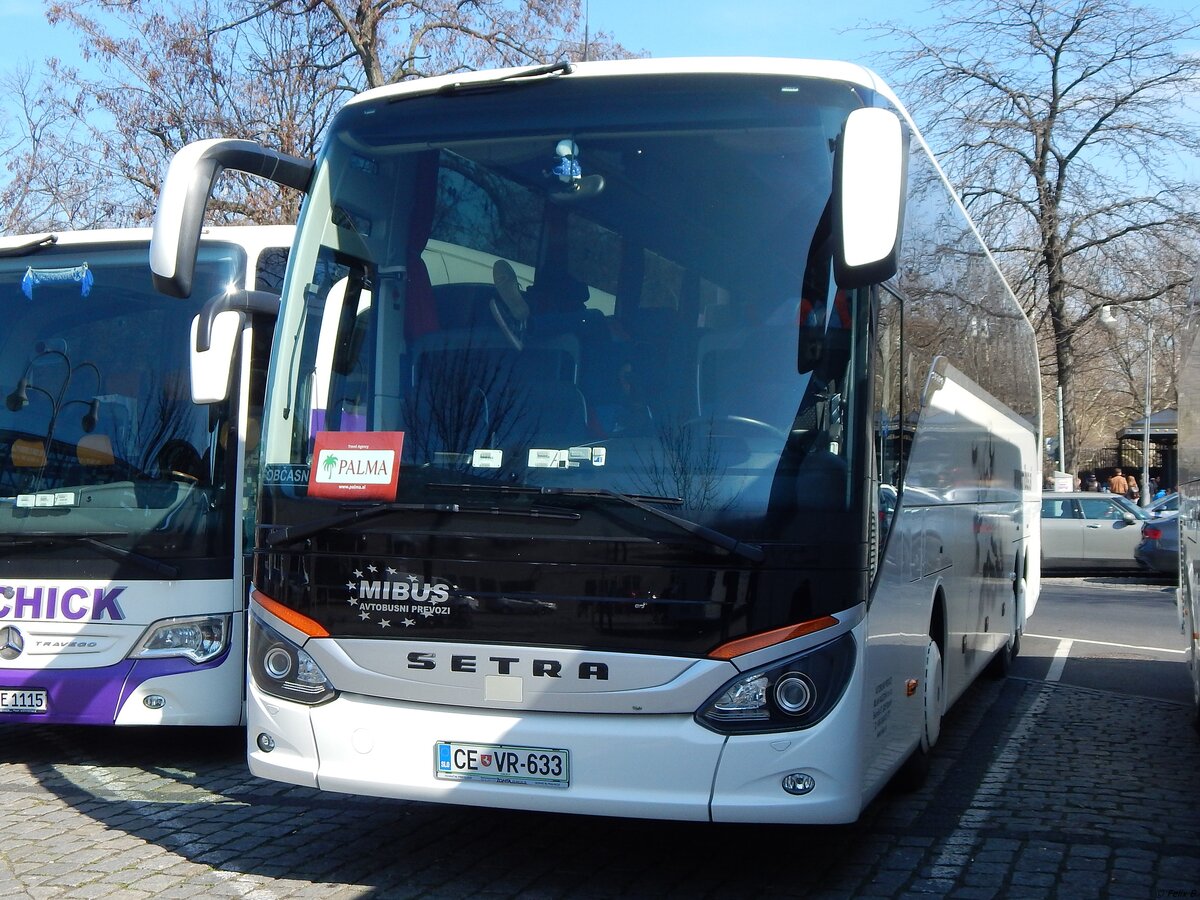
(1192, 645, 1200, 736)
(893, 635, 944, 791)
(987, 575, 1025, 679)
(920, 637, 945, 751)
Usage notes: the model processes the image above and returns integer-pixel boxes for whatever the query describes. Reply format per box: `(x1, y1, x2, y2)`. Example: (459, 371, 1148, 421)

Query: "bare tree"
(871, 0, 1200, 474)
(242, 0, 633, 92)
(38, 0, 347, 225)
(0, 0, 635, 231)
(0, 63, 113, 232)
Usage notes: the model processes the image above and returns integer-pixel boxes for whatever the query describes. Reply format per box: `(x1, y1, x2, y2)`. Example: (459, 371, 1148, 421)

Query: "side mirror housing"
(189, 289, 281, 404)
(833, 107, 908, 289)
(150, 138, 312, 299)
(191, 310, 244, 405)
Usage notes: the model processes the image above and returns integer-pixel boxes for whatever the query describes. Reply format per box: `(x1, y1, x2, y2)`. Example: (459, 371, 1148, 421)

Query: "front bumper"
(247, 678, 867, 824)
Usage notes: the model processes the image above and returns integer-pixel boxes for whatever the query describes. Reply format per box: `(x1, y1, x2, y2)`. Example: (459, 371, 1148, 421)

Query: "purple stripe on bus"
(0, 649, 231, 725)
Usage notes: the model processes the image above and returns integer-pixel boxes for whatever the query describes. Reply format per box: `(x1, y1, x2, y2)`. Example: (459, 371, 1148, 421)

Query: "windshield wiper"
(0, 233, 57, 258)
(265, 500, 581, 548)
(433, 61, 573, 97)
(0, 533, 180, 578)
(549, 487, 765, 563)
(430, 483, 765, 563)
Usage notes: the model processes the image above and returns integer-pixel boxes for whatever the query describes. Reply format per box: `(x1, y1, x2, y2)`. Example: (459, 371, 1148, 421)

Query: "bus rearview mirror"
(833, 108, 908, 289)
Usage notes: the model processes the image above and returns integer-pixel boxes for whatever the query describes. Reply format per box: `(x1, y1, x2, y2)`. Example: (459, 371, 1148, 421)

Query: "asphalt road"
(1, 574, 1197, 898)
(1017, 574, 1191, 705)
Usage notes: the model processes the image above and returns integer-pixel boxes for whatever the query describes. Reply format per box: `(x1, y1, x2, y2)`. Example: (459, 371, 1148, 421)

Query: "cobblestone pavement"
(1, 626, 1198, 897)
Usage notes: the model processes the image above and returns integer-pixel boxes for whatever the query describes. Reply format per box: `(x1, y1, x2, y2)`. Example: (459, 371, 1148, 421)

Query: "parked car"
(1041, 492, 1149, 573)
(1147, 492, 1178, 517)
(1135, 514, 1179, 577)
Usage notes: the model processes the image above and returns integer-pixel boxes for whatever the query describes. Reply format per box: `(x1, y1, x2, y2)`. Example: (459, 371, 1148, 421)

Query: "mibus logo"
(345, 563, 451, 630)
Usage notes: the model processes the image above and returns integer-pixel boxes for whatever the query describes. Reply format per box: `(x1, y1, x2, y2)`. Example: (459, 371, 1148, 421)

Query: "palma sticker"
(308, 431, 404, 500)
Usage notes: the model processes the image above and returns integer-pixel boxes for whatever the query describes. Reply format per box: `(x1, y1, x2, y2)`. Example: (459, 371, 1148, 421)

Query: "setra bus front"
(155, 60, 976, 821)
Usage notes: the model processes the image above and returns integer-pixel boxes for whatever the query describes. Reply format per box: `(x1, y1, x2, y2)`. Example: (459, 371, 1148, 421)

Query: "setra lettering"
(405, 652, 609, 681)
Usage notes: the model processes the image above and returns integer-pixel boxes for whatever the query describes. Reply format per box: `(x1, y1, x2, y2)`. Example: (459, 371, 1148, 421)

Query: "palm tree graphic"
(321, 453, 339, 479)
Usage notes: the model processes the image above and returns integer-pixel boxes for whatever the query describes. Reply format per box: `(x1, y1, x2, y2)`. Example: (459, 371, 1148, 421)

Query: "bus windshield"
(0, 241, 246, 565)
(262, 74, 868, 557)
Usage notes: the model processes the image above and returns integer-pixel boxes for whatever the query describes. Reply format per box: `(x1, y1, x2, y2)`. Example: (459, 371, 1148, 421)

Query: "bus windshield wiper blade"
(79, 536, 181, 578)
(428, 483, 685, 506)
(430, 484, 764, 563)
(265, 501, 581, 547)
(539, 487, 766, 563)
(0, 533, 179, 578)
(432, 61, 573, 97)
(0, 233, 57, 257)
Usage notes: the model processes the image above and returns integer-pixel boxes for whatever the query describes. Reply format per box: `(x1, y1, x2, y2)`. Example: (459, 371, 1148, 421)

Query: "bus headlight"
(249, 616, 336, 705)
(696, 632, 855, 734)
(131, 615, 230, 664)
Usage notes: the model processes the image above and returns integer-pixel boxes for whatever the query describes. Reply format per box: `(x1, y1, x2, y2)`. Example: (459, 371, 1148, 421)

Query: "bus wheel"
(893, 635, 944, 791)
(987, 579, 1023, 679)
(989, 559, 1026, 679)
(920, 636, 944, 750)
(1192, 650, 1200, 735)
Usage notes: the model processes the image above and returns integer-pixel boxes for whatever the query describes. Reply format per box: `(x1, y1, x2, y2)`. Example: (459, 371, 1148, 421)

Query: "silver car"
(1041, 492, 1149, 572)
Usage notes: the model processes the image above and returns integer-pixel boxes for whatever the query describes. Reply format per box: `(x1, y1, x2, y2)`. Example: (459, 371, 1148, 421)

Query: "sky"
(2, 1, 1196, 76)
(0, 1, 926, 69)
(585, 0, 922, 61)
(0, 0, 1196, 150)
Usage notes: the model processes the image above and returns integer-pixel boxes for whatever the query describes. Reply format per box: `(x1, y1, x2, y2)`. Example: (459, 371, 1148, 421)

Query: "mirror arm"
(195, 289, 280, 353)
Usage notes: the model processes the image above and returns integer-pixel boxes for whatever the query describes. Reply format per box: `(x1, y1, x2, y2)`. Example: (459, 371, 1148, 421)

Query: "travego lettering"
(0, 586, 126, 621)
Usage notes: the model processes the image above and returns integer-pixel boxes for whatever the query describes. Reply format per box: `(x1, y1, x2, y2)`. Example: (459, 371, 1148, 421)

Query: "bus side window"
(873, 286, 906, 506)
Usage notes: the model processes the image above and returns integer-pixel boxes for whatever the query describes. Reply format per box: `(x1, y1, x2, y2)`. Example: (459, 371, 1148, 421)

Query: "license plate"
(435, 741, 570, 788)
(0, 689, 47, 714)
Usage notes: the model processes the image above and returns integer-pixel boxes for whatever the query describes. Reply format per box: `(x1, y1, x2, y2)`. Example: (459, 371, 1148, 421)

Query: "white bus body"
(151, 58, 1041, 819)
(0, 226, 290, 725)
(1175, 271, 1200, 732)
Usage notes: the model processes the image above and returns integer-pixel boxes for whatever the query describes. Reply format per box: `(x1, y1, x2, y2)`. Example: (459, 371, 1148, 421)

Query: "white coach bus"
(150, 58, 1041, 821)
(1174, 270, 1200, 733)
(0, 226, 289, 725)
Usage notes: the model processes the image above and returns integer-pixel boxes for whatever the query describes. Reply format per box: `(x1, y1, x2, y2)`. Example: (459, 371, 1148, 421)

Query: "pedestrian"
(1109, 468, 1129, 496)
(1127, 474, 1140, 502)
(1084, 472, 1098, 492)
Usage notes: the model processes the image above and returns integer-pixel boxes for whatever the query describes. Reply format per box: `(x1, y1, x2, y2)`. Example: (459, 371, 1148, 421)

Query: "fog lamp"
(782, 772, 816, 795)
(257, 733, 276, 753)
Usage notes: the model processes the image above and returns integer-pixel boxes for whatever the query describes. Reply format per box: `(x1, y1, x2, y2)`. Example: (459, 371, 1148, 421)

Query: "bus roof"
(346, 56, 896, 109)
(0, 224, 293, 254)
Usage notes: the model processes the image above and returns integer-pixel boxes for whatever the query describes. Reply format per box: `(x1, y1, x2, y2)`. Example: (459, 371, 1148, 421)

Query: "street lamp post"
(1100, 303, 1153, 504)
(1100, 269, 1194, 505)
(1141, 316, 1152, 506)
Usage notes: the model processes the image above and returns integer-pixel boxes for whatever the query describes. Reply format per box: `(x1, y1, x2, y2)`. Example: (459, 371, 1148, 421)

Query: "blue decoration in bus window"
(21, 263, 94, 300)
(552, 156, 581, 181)
(551, 139, 581, 183)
